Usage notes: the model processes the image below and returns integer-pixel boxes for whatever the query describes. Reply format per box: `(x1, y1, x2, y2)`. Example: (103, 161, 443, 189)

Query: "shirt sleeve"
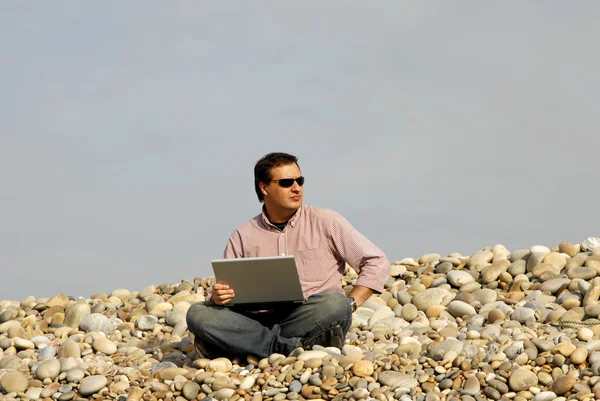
(207, 230, 244, 301)
(327, 211, 391, 293)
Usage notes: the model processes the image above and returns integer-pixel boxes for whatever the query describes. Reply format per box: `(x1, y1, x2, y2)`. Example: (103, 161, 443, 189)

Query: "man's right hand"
(212, 283, 235, 305)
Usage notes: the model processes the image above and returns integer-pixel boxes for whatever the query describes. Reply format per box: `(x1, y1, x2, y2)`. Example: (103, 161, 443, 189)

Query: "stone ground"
(2, 238, 600, 401)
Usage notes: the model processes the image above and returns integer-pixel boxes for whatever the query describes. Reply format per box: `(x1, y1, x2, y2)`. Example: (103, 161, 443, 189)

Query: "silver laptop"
(211, 255, 305, 308)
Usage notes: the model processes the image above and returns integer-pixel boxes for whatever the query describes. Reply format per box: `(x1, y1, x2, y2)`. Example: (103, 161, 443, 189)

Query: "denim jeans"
(186, 291, 352, 359)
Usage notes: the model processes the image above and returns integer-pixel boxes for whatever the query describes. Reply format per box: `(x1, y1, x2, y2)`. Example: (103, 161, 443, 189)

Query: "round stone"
(136, 315, 159, 331)
(508, 368, 538, 391)
(447, 271, 475, 287)
(570, 346, 588, 365)
(582, 237, 600, 252)
(401, 304, 418, 321)
(14, 337, 34, 350)
(420, 253, 440, 264)
(66, 368, 85, 383)
(412, 288, 453, 311)
(533, 391, 558, 401)
(35, 358, 61, 380)
(79, 375, 108, 396)
(559, 241, 578, 257)
(488, 308, 505, 324)
(92, 337, 117, 355)
(64, 302, 91, 329)
(352, 360, 374, 377)
(79, 313, 113, 333)
(214, 388, 235, 400)
(208, 358, 233, 373)
(38, 345, 57, 361)
(182, 381, 200, 400)
(1, 370, 29, 393)
(239, 376, 256, 391)
(554, 343, 576, 357)
(567, 267, 597, 280)
(578, 327, 594, 341)
(472, 289, 497, 305)
(510, 308, 536, 323)
(447, 300, 476, 317)
(304, 358, 322, 369)
(57, 340, 81, 359)
(552, 375, 576, 395)
(378, 372, 418, 389)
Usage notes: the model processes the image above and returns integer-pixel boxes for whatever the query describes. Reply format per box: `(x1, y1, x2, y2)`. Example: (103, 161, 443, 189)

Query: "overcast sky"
(1, 2, 599, 301)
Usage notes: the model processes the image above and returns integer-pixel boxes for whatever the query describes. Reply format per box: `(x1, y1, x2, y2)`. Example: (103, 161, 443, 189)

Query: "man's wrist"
(348, 297, 357, 312)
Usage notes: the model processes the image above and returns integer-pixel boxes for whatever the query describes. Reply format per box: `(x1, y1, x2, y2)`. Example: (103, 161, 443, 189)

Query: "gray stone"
(35, 358, 61, 380)
(38, 345, 57, 361)
(136, 315, 159, 331)
(510, 308, 536, 323)
(289, 380, 302, 393)
(79, 313, 113, 333)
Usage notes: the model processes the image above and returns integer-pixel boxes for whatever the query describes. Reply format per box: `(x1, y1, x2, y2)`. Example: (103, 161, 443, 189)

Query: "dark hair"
(254, 152, 299, 202)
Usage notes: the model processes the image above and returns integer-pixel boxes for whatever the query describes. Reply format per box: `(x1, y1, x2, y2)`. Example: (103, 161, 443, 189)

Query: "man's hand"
(212, 283, 235, 305)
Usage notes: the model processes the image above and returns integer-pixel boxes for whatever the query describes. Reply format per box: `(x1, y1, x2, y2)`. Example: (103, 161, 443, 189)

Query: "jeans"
(186, 291, 352, 359)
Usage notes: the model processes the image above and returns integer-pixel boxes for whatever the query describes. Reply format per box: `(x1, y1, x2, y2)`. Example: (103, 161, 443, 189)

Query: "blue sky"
(1, 2, 599, 300)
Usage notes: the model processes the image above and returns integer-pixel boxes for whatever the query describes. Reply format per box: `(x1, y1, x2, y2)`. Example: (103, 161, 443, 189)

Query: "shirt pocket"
(296, 248, 331, 283)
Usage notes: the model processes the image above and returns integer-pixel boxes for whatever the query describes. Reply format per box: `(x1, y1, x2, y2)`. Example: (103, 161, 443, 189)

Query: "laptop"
(211, 255, 305, 309)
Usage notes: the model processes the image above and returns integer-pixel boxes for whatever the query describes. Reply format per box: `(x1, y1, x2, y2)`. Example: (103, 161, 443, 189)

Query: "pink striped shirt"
(207, 205, 390, 301)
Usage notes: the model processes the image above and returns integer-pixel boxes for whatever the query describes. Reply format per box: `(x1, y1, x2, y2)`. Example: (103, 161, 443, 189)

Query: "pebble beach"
(2, 238, 600, 401)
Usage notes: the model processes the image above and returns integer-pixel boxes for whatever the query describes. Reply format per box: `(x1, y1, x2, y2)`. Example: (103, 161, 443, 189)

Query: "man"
(186, 152, 390, 359)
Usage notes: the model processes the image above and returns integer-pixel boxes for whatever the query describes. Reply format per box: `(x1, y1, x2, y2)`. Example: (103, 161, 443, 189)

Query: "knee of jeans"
(185, 302, 220, 336)
(314, 292, 352, 323)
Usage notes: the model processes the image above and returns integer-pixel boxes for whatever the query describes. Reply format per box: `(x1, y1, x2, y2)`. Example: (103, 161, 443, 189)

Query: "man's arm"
(327, 211, 391, 308)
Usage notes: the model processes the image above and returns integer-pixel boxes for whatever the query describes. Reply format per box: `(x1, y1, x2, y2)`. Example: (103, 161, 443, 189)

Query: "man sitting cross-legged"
(186, 152, 390, 359)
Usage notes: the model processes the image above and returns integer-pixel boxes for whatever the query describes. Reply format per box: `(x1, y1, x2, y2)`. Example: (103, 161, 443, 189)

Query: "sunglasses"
(272, 176, 305, 188)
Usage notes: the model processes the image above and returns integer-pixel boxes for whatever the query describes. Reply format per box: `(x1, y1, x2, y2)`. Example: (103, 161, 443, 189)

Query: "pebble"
(0, 370, 29, 393)
(35, 358, 61, 380)
(552, 375, 576, 395)
(79, 375, 108, 396)
(92, 336, 117, 355)
(79, 313, 113, 333)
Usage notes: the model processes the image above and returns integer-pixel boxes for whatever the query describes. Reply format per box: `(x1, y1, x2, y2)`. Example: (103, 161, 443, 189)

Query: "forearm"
(348, 285, 373, 307)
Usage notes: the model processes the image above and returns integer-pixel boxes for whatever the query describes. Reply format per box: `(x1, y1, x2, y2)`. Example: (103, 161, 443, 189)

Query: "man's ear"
(259, 181, 268, 196)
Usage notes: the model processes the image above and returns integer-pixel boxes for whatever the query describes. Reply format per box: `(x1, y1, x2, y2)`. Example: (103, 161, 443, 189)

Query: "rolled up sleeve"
(328, 211, 391, 293)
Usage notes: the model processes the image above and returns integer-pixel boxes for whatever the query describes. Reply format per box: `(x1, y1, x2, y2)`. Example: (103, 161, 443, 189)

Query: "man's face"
(262, 163, 304, 213)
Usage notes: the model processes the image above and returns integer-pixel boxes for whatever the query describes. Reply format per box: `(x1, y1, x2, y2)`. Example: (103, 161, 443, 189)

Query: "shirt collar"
(261, 205, 303, 229)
